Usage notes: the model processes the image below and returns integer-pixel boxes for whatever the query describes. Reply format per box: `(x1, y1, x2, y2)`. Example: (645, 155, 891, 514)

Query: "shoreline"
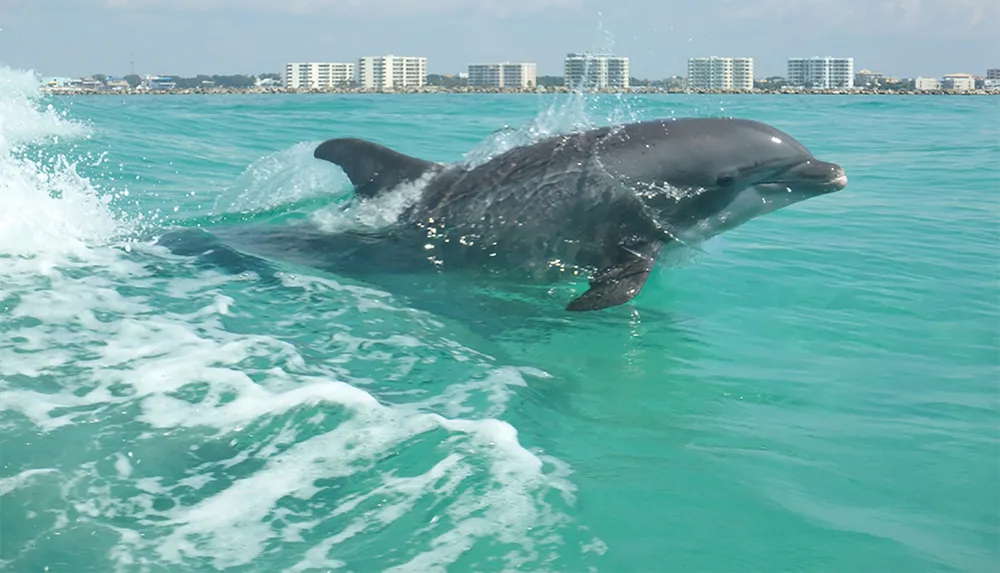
(38, 86, 998, 96)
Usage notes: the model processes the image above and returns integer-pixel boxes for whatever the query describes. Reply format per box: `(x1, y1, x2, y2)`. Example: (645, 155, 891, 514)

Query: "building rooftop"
(566, 52, 624, 58)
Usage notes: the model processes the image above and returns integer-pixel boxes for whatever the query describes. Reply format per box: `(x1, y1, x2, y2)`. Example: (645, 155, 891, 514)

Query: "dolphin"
(213, 117, 847, 312)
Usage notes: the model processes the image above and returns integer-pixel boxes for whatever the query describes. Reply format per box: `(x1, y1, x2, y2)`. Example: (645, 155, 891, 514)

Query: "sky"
(0, 0, 996, 79)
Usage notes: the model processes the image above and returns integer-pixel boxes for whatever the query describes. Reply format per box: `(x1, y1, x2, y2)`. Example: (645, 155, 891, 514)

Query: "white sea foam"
(0, 66, 125, 258)
(309, 170, 438, 234)
(0, 64, 600, 572)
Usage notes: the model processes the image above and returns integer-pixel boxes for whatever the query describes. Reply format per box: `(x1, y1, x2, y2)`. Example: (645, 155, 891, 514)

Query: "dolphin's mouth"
(759, 159, 848, 195)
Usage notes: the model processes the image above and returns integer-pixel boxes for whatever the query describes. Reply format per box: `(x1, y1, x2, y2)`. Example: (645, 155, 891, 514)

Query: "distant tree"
(173, 75, 216, 88)
(124, 74, 142, 87)
(880, 79, 908, 91)
(166, 75, 197, 89)
(165, 74, 257, 88)
(92, 73, 107, 83)
(755, 76, 788, 89)
(536, 75, 563, 87)
(425, 74, 467, 87)
(258, 72, 281, 81)
(211, 74, 256, 88)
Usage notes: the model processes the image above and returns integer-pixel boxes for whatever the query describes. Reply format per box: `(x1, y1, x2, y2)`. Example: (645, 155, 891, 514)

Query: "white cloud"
(99, 0, 584, 17)
(718, 0, 996, 29)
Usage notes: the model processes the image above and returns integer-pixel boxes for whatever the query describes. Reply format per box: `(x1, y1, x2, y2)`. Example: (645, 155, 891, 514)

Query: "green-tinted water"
(2, 68, 998, 572)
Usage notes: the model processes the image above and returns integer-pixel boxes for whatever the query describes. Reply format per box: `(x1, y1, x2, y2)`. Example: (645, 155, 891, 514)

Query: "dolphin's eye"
(716, 172, 737, 187)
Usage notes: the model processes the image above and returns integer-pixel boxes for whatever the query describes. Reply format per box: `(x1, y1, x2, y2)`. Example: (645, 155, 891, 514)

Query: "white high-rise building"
(564, 52, 630, 90)
(786, 57, 855, 89)
(686, 57, 754, 90)
(283, 62, 356, 89)
(731, 58, 754, 90)
(358, 55, 427, 90)
(467, 62, 538, 89)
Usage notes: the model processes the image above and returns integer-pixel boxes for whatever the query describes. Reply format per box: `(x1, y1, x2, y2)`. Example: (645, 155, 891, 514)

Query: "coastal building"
(141, 75, 176, 91)
(358, 55, 427, 90)
(786, 57, 855, 89)
(686, 57, 754, 90)
(105, 76, 130, 91)
(41, 77, 71, 88)
(942, 73, 975, 91)
(65, 76, 104, 90)
(661, 75, 686, 90)
(873, 75, 905, 90)
(467, 62, 537, 89)
(730, 57, 754, 91)
(913, 77, 941, 91)
(854, 68, 883, 87)
(564, 52, 629, 90)
(84, 77, 105, 90)
(986, 69, 1000, 80)
(283, 62, 356, 89)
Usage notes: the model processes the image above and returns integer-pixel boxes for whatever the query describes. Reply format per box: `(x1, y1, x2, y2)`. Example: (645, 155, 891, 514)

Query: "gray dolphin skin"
(305, 117, 847, 312)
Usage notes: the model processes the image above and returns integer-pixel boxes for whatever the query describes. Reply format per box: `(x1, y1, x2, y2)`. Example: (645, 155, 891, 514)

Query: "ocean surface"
(1, 65, 998, 573)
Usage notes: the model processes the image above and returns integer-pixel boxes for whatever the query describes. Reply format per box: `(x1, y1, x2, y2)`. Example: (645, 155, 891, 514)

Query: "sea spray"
(0, 64, 592, 572)
(0, 64, 124, 258)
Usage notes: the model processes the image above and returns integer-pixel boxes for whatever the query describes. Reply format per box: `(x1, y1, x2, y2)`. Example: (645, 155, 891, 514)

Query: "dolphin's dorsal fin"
(314, 138, 440, 198)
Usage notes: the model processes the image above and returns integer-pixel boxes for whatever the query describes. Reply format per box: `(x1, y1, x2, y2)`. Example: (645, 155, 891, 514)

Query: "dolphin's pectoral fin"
(565, 264, 651, 311)
(314, 138, 441, 199)
(566, 242, 661, 312)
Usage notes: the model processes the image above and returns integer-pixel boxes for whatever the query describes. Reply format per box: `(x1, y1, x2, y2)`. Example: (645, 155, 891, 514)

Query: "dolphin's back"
(404, 130, 602, 219)
(394, 127, 658, 275)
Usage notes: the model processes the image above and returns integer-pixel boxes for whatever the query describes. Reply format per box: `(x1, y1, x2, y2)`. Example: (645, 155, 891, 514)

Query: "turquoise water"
(2, 65, 999, 572)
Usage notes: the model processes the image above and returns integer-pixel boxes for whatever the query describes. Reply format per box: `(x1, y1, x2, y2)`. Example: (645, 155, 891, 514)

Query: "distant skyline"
(0, 1, 996, 79)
